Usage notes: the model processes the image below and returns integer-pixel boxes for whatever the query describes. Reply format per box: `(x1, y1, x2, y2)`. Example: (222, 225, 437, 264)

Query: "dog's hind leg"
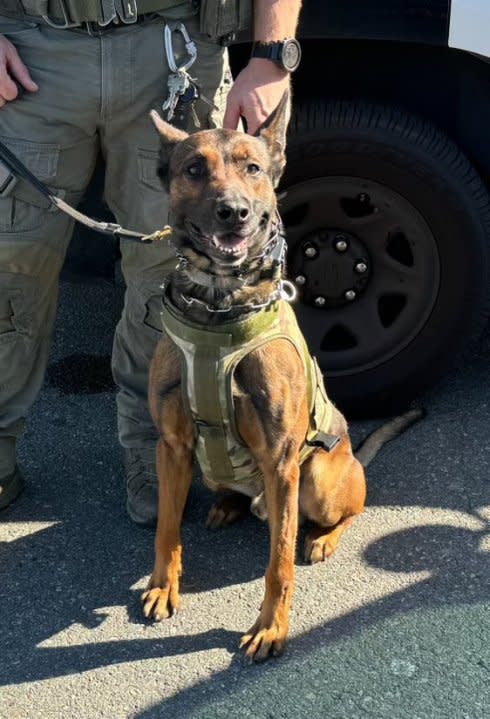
(206, 492, 251, 530)
(299, 438, 366, 564)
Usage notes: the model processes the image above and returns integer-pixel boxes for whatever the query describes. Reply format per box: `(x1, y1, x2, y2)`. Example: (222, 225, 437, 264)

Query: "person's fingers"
(7, 45, 38, 92)
(0, 56, 19, 101)
(222, 98, 241, 130)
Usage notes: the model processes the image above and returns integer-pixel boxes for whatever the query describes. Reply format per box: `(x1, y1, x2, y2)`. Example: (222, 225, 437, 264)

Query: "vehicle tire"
(280, 100, 490, 414)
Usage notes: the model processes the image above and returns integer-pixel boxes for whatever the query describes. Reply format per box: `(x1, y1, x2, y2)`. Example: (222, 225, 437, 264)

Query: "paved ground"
(0, 275, 489, 719)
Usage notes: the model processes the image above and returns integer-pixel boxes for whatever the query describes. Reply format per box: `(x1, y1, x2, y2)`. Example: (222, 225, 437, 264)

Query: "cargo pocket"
(0, 272, 38, 396)
(0, 137, 60, 234)
(137, 150, 163, 194)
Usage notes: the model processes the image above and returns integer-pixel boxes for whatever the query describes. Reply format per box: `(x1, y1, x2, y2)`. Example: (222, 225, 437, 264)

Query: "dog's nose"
(215, 200, 249, 226)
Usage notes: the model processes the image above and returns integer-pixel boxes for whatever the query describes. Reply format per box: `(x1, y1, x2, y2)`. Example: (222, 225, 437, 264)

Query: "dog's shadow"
(0, 463, 272, 686)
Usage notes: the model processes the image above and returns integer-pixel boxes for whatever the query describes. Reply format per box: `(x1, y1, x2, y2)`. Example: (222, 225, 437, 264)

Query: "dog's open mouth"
(187, 221, 253, 259)
(211, 233, 249, 256)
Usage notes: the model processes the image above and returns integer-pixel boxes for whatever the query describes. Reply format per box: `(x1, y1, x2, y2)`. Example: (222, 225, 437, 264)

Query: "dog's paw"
(141, 583, 180, 621)
(206, 493, 250, 530)
(239, 620, 287, 663)
(304, 533, 336, 564)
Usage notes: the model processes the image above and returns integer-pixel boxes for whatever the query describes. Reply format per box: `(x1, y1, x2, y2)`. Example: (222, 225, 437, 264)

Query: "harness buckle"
(306, 432, 341, 453)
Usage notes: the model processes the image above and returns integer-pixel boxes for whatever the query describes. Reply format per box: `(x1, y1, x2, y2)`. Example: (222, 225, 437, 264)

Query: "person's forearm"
(254, 0, 302, 42)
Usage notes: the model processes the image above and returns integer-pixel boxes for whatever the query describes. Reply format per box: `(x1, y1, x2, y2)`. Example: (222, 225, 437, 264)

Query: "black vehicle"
(252, 0, 490, 413)
(74, 1, 490, 414)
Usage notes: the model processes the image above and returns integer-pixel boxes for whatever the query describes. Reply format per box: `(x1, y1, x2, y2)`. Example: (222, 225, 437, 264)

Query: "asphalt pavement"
(0, 274, 489, 719)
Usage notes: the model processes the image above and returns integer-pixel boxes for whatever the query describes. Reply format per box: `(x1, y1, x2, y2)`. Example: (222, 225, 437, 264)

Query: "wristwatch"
(251, 38, 302, 73)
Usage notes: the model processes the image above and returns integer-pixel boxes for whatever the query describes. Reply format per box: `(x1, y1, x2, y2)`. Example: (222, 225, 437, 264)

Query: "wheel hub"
(289, 229, 371, 308)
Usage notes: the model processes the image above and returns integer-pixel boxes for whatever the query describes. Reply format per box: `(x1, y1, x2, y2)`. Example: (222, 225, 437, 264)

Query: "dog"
(141, 94, 422, 662)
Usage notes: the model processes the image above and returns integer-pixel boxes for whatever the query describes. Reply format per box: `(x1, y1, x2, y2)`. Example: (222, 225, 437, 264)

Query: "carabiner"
(163, 22, 198, 74)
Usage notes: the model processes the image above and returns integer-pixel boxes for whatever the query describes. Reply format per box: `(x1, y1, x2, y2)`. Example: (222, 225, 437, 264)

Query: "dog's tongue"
(212, 233, 248, 254)
(217, 233, 245, 247)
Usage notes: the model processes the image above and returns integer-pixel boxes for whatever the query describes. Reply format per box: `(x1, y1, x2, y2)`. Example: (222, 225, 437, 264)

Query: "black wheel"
(281, 101, 490, 414)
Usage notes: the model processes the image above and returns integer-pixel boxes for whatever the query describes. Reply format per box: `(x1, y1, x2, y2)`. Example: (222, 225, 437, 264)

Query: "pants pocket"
(0, 137, 60, 233)
(0, 272, 37, 396)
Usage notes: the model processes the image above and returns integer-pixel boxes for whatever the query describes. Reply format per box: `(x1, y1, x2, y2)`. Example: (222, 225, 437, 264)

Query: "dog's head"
(151, 93, 290, 269)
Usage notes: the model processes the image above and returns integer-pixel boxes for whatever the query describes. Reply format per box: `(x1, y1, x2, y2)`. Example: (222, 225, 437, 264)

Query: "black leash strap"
(0, 140, 172, 244)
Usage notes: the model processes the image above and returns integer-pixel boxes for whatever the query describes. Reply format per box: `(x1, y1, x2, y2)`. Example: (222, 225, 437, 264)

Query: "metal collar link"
(180, 279, 297, 314)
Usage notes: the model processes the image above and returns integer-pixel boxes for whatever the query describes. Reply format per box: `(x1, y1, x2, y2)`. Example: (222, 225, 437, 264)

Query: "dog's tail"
(354, 407, 426, 468)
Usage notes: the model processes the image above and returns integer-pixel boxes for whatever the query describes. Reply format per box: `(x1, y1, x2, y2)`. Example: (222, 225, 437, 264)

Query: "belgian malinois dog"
(141, 95, 421, 662)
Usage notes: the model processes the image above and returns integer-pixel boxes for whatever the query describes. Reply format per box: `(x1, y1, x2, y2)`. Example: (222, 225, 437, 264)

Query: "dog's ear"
(150, 110, 189, 189)
(255, 90, 291, 187)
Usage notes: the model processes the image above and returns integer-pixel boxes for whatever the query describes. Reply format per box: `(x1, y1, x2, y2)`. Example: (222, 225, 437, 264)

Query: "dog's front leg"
(142, 436, 193, 621)
(240, 454, 300, 662)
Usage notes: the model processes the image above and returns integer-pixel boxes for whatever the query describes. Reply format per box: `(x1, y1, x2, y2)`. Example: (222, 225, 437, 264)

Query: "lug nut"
(355, 261, 368, 274)
(345, 289, 357, 301)
(314, 296, 326, 307)
(304, 244, 318, 258)
(358, 193, 369, 203)
(335, 236, 348, 252)
(295, 275, 306, 286)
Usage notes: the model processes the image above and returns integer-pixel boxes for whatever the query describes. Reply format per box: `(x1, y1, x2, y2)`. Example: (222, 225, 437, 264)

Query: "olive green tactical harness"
(161, 293, 334, 496)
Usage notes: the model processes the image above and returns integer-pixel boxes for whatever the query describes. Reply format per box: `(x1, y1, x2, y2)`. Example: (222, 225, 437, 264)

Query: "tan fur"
(142, 95, 366, 662)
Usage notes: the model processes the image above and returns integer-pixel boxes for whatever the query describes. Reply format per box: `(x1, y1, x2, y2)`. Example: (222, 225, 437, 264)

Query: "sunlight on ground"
(0, 521, 62, 543)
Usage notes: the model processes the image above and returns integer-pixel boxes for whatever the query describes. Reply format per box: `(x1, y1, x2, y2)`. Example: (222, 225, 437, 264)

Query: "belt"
(0, 0, 189, 29)
(71, 13, 157, 36)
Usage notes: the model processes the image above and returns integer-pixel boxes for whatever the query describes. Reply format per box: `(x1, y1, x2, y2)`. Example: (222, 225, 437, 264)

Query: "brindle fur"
(142, 95, 366, 662)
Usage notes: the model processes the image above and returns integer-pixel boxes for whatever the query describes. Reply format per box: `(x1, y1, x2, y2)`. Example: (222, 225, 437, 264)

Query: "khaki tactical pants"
(0, 11, 230, 478)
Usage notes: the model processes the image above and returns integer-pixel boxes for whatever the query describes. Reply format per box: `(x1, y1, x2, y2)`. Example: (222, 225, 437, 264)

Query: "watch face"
(282, 40, 301, 71)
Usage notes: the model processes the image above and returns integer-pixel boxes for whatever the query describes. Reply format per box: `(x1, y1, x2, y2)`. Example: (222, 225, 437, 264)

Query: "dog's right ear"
(150, 110, 189, 189)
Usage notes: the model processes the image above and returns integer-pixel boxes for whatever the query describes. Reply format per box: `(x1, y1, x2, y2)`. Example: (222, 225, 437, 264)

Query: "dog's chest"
(160, 294, 334, 495)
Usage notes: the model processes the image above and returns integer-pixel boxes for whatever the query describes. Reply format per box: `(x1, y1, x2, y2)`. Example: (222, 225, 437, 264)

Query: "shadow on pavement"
(0, 278, 489, 714)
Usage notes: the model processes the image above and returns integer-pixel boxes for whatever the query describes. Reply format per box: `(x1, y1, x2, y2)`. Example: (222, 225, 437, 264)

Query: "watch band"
(251, 39, 301, 73)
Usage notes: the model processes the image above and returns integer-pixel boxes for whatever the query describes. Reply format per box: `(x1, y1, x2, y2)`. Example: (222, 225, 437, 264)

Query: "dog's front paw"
(239, 619, 287, 663)
(141, 579, 180, 621)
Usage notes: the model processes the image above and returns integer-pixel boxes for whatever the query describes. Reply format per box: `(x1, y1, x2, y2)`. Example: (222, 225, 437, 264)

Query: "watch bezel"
(251, 38, 302, 73)
(279, 38, 301, 72)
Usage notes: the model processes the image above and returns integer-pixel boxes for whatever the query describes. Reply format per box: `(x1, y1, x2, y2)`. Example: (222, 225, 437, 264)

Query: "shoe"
(0, 466, 25, 510)
(124, 447, 158, 526)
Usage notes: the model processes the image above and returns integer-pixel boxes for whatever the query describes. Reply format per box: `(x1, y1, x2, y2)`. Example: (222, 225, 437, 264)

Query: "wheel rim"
(280, 176, 440, 375)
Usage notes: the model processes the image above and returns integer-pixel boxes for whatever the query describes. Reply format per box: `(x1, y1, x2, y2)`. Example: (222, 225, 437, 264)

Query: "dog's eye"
(247, 163, 261, 175)
(186, 161, 205, 179)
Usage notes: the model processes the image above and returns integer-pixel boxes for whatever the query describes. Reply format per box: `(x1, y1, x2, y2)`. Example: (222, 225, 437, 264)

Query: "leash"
(0, 140, 172, 244)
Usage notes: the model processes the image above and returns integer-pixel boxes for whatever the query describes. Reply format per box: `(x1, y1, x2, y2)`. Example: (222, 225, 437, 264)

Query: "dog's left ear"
(150, 110, 189, 189)
(255, 90, 291, 187)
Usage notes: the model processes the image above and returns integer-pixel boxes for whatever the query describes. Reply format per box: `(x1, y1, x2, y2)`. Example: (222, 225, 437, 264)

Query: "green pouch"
(199, 0, 253, 43)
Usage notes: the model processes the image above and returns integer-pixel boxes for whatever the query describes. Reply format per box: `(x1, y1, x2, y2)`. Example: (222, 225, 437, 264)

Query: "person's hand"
(0, 34, 38, 107)
(223, 58, 290, 135)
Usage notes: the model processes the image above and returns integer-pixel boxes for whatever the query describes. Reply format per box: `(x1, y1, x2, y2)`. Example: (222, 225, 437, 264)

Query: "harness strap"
(161, 292, 336, 486)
